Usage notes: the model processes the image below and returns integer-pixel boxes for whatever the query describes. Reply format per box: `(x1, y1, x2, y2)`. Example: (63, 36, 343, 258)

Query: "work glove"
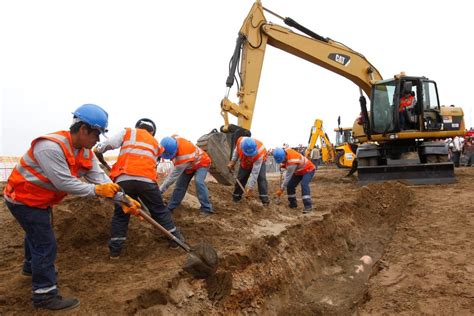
(95, 183, 121, 198)
(227, 161, 236, 172)
(121, 195, 142, 217)
(276, 188, 284, 197)
(245, 188, 253, 197)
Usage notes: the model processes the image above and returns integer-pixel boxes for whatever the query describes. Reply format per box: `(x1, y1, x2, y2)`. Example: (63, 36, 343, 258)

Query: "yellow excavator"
(304, 119, 335, 164)
(198, 0, 465, 185)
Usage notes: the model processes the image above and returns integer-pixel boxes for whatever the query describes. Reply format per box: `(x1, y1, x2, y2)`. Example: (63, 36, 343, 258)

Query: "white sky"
(1, 0, 473, 156)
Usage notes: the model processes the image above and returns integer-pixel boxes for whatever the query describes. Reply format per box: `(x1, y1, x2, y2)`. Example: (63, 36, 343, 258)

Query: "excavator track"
(357, 162, 455, 185)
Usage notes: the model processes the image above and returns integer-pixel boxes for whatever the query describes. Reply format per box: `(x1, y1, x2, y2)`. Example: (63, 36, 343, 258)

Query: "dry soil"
(0, 167, 473, 315)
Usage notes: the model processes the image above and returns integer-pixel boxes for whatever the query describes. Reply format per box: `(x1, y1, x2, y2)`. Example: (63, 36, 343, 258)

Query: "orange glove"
(95, 183, 121, 198)
(276, 188, 284, 197)
(121, 196, 142, 217)
(245, 188, 253, 197)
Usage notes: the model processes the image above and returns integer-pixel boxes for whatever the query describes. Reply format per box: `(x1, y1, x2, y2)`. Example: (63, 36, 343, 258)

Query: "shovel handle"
(235, 177, 246, 193)
(136, 198, 191, 252)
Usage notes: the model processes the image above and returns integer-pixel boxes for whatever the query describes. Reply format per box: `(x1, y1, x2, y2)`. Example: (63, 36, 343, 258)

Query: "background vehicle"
(198, 0, 465, 185)
(305, 119, 335, 164)
(334, 127, 356, 169)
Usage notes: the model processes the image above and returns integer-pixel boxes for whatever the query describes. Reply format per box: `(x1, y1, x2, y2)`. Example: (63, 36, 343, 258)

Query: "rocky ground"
(0, 167, 473, 315)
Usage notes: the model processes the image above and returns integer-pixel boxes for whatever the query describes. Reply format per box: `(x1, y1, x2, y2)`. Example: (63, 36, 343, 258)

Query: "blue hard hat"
(72, 104, 109, 133)
(241, 137, 258, 157)
(273, 147, 286, 163)
(160, 136, 178, 159)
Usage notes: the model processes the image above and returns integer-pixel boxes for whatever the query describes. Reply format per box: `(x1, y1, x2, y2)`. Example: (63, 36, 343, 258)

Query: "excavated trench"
(128, 181, 413, 315)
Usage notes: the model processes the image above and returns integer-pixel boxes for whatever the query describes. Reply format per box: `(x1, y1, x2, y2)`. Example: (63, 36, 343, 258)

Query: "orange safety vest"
(236, 137, 267, 170)
(3, 131, 93, 208)
(110, 128, 160, 182)
(282, 148, 315, 175)
(399, 95, 414, 112)
(172, 136, 211, 174)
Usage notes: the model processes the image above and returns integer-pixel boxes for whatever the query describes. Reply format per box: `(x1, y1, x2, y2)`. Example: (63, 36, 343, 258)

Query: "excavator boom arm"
(221, 1, 382, 131)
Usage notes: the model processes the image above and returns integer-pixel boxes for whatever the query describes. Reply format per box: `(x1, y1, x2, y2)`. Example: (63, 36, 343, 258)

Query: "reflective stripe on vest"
(110, 128, 159, 181)
(285, 148, 315, 175)
(173, 136, 211, 171)
(236, 137, 267, 169)
(4, 131, 93, 208)
(16, 154, 57, 191)
(121, 129, 160, 157)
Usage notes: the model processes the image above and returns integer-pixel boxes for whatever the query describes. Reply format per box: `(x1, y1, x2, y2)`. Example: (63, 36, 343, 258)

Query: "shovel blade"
(183, 242, 218, 279)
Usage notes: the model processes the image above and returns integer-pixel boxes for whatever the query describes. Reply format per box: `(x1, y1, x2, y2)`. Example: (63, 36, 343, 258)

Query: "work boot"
(109, 252, 121, 260)
(200, 207, 214, 216)
(302, 207, 313, 214)
(34, 295, 80, 311)
(168, 230, 185, 249)
(200, 210, 214, 217)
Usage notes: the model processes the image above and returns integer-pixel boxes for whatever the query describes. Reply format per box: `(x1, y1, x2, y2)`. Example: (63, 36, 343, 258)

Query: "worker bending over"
(94, 119, 184, 255)
(159, 135, 213, 216)
(227, 137, 270, 205)
(273, 147, 316, 213)
(3, 104, 140, 311)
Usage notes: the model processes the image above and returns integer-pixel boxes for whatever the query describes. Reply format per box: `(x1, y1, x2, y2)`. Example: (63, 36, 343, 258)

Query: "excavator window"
(372, 81, 397, 133)
(422, 81, 443, 130)
(422, 81, 440, 110)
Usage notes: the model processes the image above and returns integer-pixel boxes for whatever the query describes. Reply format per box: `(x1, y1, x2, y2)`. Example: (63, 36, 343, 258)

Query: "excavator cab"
(369, 76, 445, 135)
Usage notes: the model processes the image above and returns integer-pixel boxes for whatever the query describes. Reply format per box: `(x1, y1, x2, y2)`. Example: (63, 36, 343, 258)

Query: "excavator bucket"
(357, 162, 455, 185)
(197, 125, 252, 186)
(197, 130, 234, 186)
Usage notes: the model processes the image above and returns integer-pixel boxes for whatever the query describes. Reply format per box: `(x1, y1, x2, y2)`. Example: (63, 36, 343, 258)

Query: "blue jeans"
(232, 164, 269, 204)
(6, 201, 58, 303)
(168, 167, 212, 213)
(399, 111, 406, 130)
(109, 180, 177, 254)
(287, 170, 315, 209)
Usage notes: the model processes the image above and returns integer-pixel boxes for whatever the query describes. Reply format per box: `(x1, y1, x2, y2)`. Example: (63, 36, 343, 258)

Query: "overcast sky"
(1, 0, 472, 156)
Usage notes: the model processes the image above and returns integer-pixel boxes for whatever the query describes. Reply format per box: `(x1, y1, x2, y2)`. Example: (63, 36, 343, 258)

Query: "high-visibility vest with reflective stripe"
(399, 95, 414, 112)
(282, 148, 315, 175)
(110, 128, 160, 181)
(173, 136, 211, 173)
(236, 137, 267, 170)
(3, 131, 93, 208)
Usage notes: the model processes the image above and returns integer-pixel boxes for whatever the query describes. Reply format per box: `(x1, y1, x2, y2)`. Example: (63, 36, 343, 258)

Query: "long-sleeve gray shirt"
(32, 139, 111, 197)
(159, 162, 191, 193)
(231, 148, 264, 190)
(280, 164, 297, 189)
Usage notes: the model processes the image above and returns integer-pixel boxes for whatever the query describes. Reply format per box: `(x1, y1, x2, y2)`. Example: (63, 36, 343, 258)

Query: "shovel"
(115, 193, 218, 279)
(274, 170, 284, 205)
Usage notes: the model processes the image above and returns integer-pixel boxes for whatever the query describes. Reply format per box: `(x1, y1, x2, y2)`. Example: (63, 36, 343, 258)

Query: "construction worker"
(94, 119, 184, 256)
(273, 147, 316, 213)
(3, 104, 141, 311)
(399, 84, 416, 130)
(227, 136, 270, 205)
(159, 135, 213, 216)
